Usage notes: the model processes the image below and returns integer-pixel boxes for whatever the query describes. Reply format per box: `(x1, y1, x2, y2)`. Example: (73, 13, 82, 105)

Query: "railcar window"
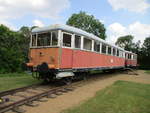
(75, 35, 81, 49)
(119, 51, 123, 57)
(108, 46, 111, 55)
(37, 33, 51, 46)
(113, 48, 116, 56)
(125, 53, 128, 59)
(83, 38, 92, 50)
(94, 41, 100, 52)
(135, 55, 137, 60)
(128, 54, 131, 59)
(117, 49, 119, 56)
(63, 33, 72, 47)
(131, 54, 134, 59)
(102, 43, 106, 54)
(133, 54, 137, 60)
(121, 51, 123, 57)
(51, 31, 58, 46)
(122, 52, 124, 58)
(32, 34, 36, 46)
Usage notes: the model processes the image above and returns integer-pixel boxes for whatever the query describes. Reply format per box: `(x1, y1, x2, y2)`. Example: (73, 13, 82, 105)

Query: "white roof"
(32, 24, 124, 51)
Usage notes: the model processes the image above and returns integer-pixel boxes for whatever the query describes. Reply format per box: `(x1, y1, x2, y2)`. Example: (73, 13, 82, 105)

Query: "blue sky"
(0, 0, 150, 43)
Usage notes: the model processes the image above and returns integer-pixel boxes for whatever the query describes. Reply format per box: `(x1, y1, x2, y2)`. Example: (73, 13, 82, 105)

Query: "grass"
(0, 72, 42, 92)
(145, 70, 150, 74)
(63, 81, 150, 113)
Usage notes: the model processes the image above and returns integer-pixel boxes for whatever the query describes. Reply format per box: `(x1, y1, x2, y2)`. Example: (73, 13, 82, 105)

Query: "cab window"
(32, 34, 36, 46)
(37, 32, 51, 46)
(51, 31, 58, 46)
(35, 31, 58, 47)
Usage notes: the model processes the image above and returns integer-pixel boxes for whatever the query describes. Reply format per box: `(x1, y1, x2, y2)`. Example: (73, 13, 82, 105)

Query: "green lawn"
(0, 73, 42, 92)
(63, 81, 150, 113)
(145, 70, 150, 74)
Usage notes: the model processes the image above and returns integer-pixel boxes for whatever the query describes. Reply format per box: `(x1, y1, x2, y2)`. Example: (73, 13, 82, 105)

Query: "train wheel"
(63, 78, 72, 85)
(82, 72, 89, 80)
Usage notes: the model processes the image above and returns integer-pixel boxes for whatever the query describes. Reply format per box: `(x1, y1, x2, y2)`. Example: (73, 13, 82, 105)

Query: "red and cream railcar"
(125, 51, 137, 67)
(26, 24, 136, 81)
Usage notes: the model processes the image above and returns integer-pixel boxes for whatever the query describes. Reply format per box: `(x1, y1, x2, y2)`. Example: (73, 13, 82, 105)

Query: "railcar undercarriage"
(29, 62, 126, 84)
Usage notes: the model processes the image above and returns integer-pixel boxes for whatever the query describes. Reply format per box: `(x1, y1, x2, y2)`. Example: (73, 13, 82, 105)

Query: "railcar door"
(60, 32, 73, 69)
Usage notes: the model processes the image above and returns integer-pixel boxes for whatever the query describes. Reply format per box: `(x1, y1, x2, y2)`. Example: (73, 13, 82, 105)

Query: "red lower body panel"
(126, 59, 137, 66)
(60, 48, 125, 69)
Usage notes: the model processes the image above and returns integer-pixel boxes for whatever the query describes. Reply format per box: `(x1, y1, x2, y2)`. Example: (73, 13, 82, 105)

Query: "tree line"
(0, 11, 149, 73)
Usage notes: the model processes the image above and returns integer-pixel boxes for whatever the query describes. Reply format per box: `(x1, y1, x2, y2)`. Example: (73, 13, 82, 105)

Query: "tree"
(115, 35, 134, 51)
(0, 25, 25, 73)
(131, 40, 141, 54)
(66, 11, 106, 40)
(19, 26, 38, 62)
(139, 37, 150, 69)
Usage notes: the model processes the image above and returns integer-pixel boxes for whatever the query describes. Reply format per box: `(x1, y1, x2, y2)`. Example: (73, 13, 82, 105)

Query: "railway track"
(0, 70, 136, 113)
(0, 81, 77, 113)
(0, 84, 42, 97)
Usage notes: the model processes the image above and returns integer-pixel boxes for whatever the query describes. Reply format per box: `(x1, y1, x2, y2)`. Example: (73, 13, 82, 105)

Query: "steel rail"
(0, 84, 41, 97)
(0, 85, 72, 113)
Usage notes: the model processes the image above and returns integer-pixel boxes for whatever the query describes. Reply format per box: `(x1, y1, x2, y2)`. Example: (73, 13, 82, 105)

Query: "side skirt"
(57, 66, 125, 72)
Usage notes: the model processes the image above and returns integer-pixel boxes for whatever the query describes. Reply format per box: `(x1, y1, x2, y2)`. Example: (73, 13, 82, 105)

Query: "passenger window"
(113, 48, 116, 56)
(125, 53, 128, 59)
(120, 51, 123, 57)
(102, 43, 106, 54)
(32, 34, 36, 46)
(128, 54, 131, 59)
(51, 31, 58, 46)
(117, 49, 119, 56)
(94, 41, 100, 52)
(108, 46, 111, 55)
(37, 33, 51, 46)
(83, 38, 92, 50)
(119, 51, 122, 57)
(75, 35, 81, 49)
(131, 54, 133, 59)
(63, 33, 72, 47)
(133, 55, 136, 60)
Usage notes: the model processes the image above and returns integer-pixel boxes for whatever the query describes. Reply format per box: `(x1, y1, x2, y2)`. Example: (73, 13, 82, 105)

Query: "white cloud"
(0, 0, 70, 19)
(33, 20, 44, 27)
(107, 21, 150, 44)
(108, 0, 150, 13)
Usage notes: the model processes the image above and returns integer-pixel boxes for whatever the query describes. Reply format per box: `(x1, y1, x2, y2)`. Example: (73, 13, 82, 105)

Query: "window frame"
(101, 43, 107, 54)
(36, 32, 51, 47)
(51, 31, 58, 46)
(107, 46, 112, 55)
(83, 37, 92, 51)
(94, 40, 100, 53)
(112, 47, 116, 56)
(30, 30, 59, 48)
(74, 34, 81, 49)
(62, 31, 73, 48)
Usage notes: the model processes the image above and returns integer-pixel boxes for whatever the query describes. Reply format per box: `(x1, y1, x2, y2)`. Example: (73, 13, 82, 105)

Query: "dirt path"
(22, 70, 150, 113)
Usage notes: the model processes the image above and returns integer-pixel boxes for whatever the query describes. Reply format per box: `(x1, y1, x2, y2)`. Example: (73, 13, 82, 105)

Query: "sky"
(0, 0, 150, 44)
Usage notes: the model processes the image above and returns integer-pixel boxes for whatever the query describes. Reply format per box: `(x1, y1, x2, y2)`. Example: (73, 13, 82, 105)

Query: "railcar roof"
(32, 24, 124, 51)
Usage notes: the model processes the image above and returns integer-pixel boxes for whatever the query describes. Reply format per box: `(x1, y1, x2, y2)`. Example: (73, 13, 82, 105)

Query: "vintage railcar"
(26, 24, 137, 82)
(125, 51, 137, 67)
